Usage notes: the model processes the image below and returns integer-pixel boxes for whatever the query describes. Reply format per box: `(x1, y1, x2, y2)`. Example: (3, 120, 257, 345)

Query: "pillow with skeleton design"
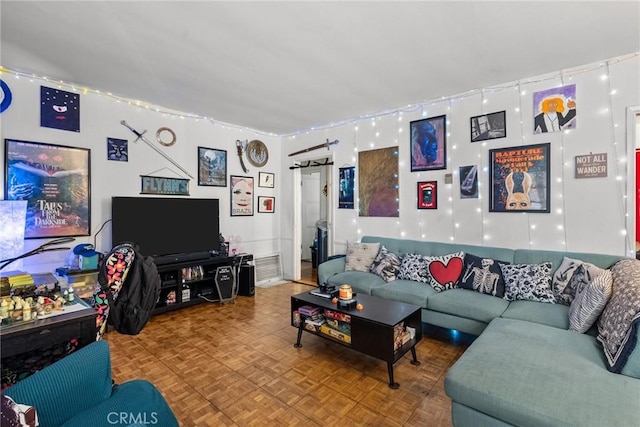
(458, 253, 509, 297)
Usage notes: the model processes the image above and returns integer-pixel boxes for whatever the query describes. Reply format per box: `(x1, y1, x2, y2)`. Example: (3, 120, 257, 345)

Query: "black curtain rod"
(289, 159, 334, 170)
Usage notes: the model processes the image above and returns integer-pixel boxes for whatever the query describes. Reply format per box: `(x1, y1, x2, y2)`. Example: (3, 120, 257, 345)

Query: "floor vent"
(255, 253, 284, 287)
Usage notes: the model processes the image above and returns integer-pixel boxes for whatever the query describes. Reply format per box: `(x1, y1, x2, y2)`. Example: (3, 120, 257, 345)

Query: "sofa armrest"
(318, 255, 346, 285)
(5, 340, 114, 427)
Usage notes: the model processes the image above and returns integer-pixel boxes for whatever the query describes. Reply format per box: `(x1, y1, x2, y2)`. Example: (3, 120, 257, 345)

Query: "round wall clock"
(247, 140, 268, 167)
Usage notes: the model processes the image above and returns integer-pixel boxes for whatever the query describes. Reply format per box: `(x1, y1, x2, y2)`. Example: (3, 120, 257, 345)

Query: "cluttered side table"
(1, 297, 97, 389)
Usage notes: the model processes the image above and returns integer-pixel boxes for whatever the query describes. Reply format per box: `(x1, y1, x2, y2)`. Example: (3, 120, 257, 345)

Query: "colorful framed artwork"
(470, 110, 506, 142)
(358, 147, 399, 217)
(410, 115, 446, 172)
(533, 84, 576, 133)
(417, 181, 438, 209)
(459, 165, 479, 199)
(4, 139, 91, 238)
(107, 137, 128, 162)
(258, 172, 275, 188)
(338, 166, 355, 209)
(230, 175, 253, 216)
(40, 86, 80, 132)
(198, 147, 227, 187)
(257, 196, 275, 213)
(489, 143, 551, 213)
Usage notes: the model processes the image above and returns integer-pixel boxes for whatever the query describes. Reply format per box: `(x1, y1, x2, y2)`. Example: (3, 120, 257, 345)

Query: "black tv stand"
(153, 254, 251, 315)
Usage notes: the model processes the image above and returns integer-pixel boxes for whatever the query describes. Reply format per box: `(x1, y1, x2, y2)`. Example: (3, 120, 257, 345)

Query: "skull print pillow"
(458, 253, 509, 297)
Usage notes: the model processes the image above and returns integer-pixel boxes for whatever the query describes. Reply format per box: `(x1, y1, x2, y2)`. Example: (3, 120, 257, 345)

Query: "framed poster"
(258, 172, 275, 188)
(107, 137, 128, 162)
(459, 165, 479, 199)
(489, 143, 551, 213)
(470, 110, 506, 142)
(4, 139, 91, 238)
(198, 147, 227, 187)
(533, 84, 576, 133)
(359, 147, 399, 217)
(230, 175, 253, 216)
(410, 115, 446, 172)
(257, 196, 275, 213)
(40, 86, 80, 132)
(338, 166, 355, 209)
(417, 181, 438, 209)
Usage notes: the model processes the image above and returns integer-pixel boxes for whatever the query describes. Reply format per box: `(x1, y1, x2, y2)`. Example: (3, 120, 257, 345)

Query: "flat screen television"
(111, 197, 220, 262)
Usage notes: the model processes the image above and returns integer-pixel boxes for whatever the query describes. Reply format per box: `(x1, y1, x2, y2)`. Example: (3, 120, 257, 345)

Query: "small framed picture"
(470, 110, 506, 142)
(258, 172, 275, 188)
(107, 138, 128, 162)
(198, 147, 227, 187)
(258, 196, 275, 213)
(417, 181, 437, 209)
(410, 115, 446, 172)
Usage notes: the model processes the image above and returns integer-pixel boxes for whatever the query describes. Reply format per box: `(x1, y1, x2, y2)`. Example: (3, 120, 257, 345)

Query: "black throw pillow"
(458, 253, 508, 297)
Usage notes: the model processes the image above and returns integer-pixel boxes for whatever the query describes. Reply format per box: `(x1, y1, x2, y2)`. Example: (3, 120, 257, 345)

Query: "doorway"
(292, 155, 333, 285)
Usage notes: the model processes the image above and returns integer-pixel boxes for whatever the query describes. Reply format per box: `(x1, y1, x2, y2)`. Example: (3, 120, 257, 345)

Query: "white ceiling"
(1, 1, 639, 136)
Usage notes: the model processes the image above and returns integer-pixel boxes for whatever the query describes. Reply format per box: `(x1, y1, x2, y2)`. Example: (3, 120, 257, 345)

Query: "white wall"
(0, 76, 282, 274)
(283, 54, 640, 263)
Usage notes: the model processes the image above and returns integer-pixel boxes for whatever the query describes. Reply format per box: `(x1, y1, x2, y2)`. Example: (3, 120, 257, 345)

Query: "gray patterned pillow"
(552, 257, 582, 304)
(344, 242, 381, 272)
(369, 246, 401, 282)
(500, 262, 555, 303)
(569, 269, 613, 333)
(398, 253, 430, 283)
(597, 258, 640, 374)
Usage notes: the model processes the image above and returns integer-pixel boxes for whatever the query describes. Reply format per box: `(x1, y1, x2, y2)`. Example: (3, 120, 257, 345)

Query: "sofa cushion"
(398, 253, 430, 283)
(458, 253, 508, 297)
(398, 252, 463, 292)
(569, 269, 613, 333)
(369, 245, 401, 282)
(500, 262, 555, 303)
(345, 242, 380, 272)
(371, 279, 436, 308)
(552, 256, 583, 304)
(500, 300, 569, 329)
(598, 258, 640, 376)
(445, 318, 640, 427)
(427, 289, 509, 323)
(325, 271, 386, 295)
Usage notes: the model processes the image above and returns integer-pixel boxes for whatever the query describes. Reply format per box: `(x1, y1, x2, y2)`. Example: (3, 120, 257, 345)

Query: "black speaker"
(237, 265, 255, 297)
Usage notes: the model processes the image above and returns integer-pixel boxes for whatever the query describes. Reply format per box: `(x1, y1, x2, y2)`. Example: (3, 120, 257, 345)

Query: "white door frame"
(626, 106, 640, 257)
(291, 154, 334, 281)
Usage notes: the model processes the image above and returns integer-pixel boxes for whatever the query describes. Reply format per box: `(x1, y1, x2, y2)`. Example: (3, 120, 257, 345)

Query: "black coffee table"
(291, 290, 422, 388)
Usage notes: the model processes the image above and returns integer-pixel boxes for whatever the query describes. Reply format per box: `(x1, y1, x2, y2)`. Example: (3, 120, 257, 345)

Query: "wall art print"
(230, 175, 253, 216)
(4, 139, 91, 238)
(338, 166, 355, 209)
(489, 143, 550, 213)
(198, 147, 227, 187)
(417, 181, 437, 209)
(258, 172, 275, 188)
(40, 86, 80, 132)
(107, 137, 128, 162)
(470, 110, 506, 142)
(459, 165, 479, 199)
(410, 115, 446, 172)
(258, 196, 275, 213)
(358, 147, 399, 217)
(533, 84, 576, 133)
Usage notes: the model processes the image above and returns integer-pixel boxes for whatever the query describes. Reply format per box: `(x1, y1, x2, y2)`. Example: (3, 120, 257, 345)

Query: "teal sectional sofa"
(318, 236, 640, 426)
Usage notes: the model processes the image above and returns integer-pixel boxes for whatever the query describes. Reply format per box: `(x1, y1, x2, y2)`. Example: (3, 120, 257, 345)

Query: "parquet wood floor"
(105, 282, 474, 426)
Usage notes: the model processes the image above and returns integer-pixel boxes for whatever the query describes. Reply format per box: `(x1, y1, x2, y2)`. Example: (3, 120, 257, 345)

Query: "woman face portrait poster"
(230, 175, 253, 216)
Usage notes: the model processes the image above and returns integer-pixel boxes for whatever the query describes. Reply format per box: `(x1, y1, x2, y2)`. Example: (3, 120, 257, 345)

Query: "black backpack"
(99, 243, 161, 335)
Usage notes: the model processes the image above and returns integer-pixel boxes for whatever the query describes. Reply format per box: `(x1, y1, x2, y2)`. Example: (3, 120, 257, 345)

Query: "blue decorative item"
(0, 80, 12, 113)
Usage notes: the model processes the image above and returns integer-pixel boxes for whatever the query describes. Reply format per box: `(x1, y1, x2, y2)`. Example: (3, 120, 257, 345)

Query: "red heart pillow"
(428, 255, 464, 290)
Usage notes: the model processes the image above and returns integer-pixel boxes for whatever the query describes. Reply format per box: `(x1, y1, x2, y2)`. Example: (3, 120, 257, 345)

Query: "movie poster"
(489, 143, 550, 213)
(338, 166, 355, 209)
(4, 139, 91, 238)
